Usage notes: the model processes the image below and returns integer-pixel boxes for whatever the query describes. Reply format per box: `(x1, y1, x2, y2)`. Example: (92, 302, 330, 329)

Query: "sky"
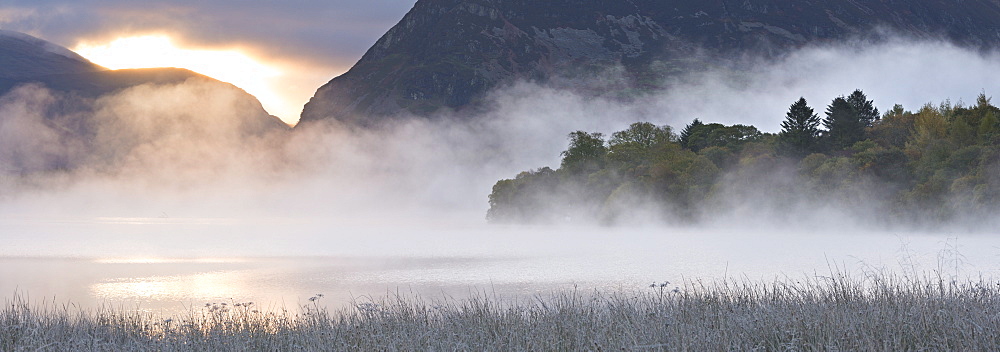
(0, 0, 418, 125)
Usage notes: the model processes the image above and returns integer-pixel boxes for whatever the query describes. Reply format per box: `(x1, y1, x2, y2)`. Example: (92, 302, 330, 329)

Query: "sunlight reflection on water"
(1, 216, 998, 316)
(90, 271, 254, 301)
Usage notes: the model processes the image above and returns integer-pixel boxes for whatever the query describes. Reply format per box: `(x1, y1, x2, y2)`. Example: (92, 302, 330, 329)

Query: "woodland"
(488, 91, 1000, 227)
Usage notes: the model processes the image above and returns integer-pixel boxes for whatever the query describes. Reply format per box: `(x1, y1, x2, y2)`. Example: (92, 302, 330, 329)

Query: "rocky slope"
(300, 0, 1000, 127)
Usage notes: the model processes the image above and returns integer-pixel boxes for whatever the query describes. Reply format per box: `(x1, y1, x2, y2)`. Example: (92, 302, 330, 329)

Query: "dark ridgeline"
(299, 0, 1000, 127)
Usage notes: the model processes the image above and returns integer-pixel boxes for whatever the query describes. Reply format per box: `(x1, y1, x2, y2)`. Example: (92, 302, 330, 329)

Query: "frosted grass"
(3, 272, 1000, 351)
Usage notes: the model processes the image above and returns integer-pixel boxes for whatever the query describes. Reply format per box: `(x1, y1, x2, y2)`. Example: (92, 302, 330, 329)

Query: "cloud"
(0, 1, 418, 125)
(0, 0, 415, 69)
(0, 7, 36, 25)
(642, 38, 1000, 132)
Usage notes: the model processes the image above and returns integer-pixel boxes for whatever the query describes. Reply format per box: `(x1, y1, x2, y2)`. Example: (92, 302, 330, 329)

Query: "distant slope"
(0, 31, 288, 174)
(0, 31, 288, 132)
(300, 0, 1000, 127)
(0, 67, 215, 97)
(0, 30, 105, 78)
(0, 67, 289, 133)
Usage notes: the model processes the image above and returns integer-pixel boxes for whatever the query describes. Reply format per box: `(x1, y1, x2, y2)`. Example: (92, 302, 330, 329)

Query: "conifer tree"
(847, 89, 879, 127)
(679, 118, 704, 149)
(778, 97, 821, 155)
(976, 92, 992, 109)
(823, 97, 865, 151)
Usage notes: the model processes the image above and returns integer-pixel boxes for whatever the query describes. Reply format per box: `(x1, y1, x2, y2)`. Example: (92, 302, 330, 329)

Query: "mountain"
(300, 0, 1000, 127)
(0, 31, 286, 128)
(0, 31, 288, 173)
(0, 67, 289, 133)
(0, 30, 105, 79)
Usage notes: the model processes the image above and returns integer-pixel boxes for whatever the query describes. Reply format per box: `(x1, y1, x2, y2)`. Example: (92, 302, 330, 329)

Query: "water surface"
(1, 216, 995, 315)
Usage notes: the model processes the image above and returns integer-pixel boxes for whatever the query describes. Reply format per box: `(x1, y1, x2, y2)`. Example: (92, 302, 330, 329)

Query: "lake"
(1, 215, 996, 316)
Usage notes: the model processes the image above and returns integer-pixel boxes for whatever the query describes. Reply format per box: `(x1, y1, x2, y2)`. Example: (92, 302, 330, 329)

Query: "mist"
(3, 37, 1000, 227)
(0, 36, 997, 319)
(1, 37, 1000, 313)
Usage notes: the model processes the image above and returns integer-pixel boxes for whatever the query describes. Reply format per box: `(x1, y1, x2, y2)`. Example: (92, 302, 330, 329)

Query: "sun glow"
(73, 35, 298, 125)
(90, 272, 251, 301)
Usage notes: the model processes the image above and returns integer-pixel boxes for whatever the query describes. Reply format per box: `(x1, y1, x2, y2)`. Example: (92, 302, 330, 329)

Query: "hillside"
(0, 31, 288, 174)
(299, 0, 1000, 127)
(0, 30, 105, 79)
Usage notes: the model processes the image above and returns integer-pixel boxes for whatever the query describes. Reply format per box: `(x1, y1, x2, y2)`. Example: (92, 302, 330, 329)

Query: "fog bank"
(2, 37, 999, 232)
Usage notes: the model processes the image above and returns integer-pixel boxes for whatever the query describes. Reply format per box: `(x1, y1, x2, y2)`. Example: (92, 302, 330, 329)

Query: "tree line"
(487, 90, 1000, 227)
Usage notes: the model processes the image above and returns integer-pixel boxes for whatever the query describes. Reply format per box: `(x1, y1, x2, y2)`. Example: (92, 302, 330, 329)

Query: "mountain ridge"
(299, 0, 1000, 127)
(0, 31, 288, 131)
(0, 31, 289, 174)
(0, 30, 106, 79)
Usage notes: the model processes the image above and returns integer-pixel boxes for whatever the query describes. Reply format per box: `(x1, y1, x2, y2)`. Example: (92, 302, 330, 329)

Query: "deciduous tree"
(560, 131, 607, 175)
